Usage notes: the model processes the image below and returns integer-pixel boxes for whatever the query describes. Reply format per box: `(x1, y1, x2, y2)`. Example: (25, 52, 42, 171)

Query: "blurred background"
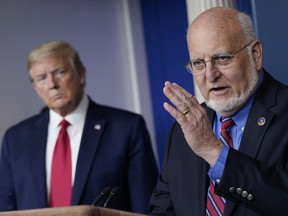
(0, 0, 287, 168)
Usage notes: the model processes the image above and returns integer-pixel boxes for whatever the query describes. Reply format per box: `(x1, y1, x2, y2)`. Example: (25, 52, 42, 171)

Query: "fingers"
(182, 109, 190, 116)
(163, 81, 198, 119)
(163, 81, 222, 165)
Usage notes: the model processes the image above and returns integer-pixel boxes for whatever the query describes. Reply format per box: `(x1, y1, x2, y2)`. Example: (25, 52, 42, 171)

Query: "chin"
(206, 98, 237, 114)
(51, 102, 69, 111)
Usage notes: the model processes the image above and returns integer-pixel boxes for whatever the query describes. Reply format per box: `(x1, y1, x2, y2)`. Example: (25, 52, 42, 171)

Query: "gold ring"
(182, 109, 190, 116)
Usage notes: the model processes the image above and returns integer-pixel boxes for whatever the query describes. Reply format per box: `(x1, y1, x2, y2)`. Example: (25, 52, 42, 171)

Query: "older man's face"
(30, 56, 85, 116)
(187, 23, 262, 116)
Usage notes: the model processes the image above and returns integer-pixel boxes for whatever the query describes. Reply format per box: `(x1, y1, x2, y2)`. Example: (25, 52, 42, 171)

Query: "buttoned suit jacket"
(0, 98, 159, 214)
(149, 70, 288, 216)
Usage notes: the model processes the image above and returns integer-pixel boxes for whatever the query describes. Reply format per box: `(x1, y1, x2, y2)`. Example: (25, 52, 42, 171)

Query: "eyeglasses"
(185, 41, 254, 74)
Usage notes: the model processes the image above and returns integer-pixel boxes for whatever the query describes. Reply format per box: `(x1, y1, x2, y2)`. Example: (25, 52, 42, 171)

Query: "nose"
(205, 62, 221, 82)
(46, 73, 58, 89)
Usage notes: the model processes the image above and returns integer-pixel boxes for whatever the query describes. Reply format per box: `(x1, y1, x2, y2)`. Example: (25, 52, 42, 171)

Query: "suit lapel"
(239, 71, 276, 158)
(224, 71, 277, 215)
(239, 110, 274, 157)
(29, 112, 49, 207)
(71, 101, 106, 204)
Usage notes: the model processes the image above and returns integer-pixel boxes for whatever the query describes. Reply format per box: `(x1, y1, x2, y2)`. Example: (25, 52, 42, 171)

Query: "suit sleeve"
(216, 148, 288, 215)
(127, 115, 159, 214)
(0, 131, 17, 211)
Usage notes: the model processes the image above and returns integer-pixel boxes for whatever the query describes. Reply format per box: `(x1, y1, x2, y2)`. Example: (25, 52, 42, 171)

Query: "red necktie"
(206, 117, 234, 215)
(50, 119, 72, 207)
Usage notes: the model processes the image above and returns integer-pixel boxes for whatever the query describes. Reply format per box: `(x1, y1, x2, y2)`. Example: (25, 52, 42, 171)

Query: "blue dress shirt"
(208, 93, 257, 182)
(209, 72, 264, 181)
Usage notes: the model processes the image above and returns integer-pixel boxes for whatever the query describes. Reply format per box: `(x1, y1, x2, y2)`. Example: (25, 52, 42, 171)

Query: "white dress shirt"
(46, 95, 89, 197)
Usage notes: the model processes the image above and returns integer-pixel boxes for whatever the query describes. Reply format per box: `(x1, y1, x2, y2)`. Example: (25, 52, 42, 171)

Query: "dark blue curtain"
(140, 0, 192, 167)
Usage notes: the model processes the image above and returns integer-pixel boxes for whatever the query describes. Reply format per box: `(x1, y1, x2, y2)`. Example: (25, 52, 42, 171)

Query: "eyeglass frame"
(185, 40, 255, 74)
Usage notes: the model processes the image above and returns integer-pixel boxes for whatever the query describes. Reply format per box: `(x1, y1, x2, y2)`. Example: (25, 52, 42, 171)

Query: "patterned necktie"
(220, 117, 234, 148)
(206, 117, 234, 216)
(50, 119, 72, 207)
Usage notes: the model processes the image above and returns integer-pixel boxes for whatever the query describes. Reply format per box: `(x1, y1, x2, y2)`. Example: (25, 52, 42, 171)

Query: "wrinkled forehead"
(187, 9, 243, 52)
(188, 24, 237, 50)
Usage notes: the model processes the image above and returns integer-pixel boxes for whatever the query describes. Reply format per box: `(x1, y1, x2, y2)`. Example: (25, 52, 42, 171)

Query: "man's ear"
(79, 69, 86, 86)
(251, 40, 263, 71)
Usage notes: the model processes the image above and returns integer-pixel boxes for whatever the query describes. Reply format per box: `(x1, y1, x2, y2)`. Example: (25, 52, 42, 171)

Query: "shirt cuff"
(208, 145, 230, 182)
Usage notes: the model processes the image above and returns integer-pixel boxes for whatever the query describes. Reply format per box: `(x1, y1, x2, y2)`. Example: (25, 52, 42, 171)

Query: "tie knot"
(220, 117, 234, 130)
(60, 119, 70, 129)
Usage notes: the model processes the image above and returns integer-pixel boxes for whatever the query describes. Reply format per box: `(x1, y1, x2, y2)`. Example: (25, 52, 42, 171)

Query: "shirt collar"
(49, 95, 89, 128)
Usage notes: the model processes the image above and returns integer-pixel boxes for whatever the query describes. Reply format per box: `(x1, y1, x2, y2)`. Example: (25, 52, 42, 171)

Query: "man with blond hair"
(0, 41, 158, 213)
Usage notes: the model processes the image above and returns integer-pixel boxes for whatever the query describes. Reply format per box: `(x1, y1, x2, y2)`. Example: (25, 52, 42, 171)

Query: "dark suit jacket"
(149, 71, 288, 216)
(0, 99, 159, 214)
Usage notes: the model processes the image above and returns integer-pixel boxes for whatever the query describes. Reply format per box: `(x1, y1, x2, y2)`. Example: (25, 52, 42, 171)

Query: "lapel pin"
(258, 117, 266, 126)
(94, 124, 101, 130)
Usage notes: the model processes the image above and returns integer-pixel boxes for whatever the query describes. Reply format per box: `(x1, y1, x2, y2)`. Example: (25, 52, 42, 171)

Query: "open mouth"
(210, 86, 229, 95)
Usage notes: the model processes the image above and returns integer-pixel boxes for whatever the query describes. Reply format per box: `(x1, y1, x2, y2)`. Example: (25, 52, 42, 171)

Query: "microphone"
(91, 186, 111, 206)
(103, 186, 121, 208)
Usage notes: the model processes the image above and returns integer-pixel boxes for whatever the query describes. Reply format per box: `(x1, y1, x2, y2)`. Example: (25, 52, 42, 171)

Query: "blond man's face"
(30, 56, 85, 116)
